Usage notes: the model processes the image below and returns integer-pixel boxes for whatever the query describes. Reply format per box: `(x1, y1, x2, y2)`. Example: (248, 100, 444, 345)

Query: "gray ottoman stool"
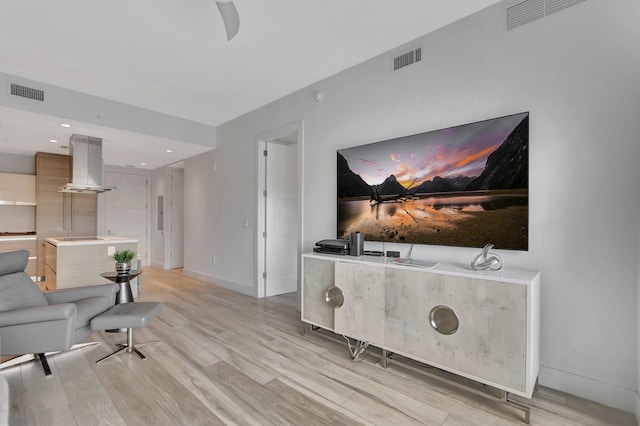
(90, 302, 162, 363)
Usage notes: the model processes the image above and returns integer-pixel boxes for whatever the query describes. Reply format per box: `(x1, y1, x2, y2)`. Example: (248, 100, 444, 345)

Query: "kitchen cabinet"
(36, 152, 97, 278)
(0, 237, 37, 277)
(0, 173, 36, 206)
(35, 152, 70, 177)
(45, 237, 137, 290)
(44, 241, 57, 290)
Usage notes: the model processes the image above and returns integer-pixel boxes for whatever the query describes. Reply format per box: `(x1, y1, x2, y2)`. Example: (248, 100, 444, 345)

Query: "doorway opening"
(256, 122, 304, 299)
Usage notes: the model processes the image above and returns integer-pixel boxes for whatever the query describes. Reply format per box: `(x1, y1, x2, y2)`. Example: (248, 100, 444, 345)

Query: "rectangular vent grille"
(10, 83, 44, 101)
(393, 47, 422, 71)
(545, 0, 586, 15)
(507, 0, 585, 31)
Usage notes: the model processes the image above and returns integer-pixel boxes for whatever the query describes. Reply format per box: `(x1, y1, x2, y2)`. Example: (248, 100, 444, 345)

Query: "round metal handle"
(324, 286, 344, 309)
(429, 305, 459, 335)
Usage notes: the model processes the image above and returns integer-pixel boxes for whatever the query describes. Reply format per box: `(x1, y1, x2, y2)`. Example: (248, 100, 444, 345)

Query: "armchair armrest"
(44, 283, 119, 305)
(0, 303, 76, 328)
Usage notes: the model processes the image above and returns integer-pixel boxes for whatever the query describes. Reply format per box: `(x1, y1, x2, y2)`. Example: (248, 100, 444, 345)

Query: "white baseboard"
(539, 365, 636, 413)
(150, 260, 164, 269)
(183, 268, 256, 297)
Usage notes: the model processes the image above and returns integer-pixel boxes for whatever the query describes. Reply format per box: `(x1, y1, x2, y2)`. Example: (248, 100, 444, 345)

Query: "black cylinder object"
(349, 232, 364, 256)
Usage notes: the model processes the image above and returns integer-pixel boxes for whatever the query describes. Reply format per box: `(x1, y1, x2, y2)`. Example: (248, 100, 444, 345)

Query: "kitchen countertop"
(46, 236, 138, 246)
(0, 233, 37, 242)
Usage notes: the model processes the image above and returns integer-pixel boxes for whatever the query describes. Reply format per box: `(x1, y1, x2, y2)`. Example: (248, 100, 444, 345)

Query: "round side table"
(100, 270, 143, 333)
(100, 270, 143, 304)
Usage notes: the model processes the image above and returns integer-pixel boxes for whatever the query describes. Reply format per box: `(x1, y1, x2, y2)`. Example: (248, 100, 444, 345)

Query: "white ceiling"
(0, 0, 501, 168)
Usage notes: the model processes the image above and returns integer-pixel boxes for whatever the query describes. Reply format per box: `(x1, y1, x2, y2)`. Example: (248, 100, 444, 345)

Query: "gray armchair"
(0, 250, 119, 375)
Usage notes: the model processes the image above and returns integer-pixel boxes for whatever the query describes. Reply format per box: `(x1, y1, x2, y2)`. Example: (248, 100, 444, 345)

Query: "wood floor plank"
(189, 302, 278, 345)
(204, 361, 330, 426)
(266, 376, 370, 426)
(52, 349, 127, 426)
(212, 329, 358, 405)
(118, 345, 225, 425)
(341, 392, 429, 426)
(144, 342, 270, 426)
(178, 322, 281, 385)
(147, 315, 221, 368)
(20, 357, 77, 426)
(2, 366, 28, 426)
(85, 335, 183, 426)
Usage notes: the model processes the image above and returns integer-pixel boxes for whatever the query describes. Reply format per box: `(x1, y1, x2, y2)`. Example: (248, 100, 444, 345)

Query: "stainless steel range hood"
(59, 134, 116, 193)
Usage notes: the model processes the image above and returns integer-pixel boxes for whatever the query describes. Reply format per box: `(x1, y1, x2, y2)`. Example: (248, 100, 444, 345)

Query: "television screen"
(337, 112, 529, 251)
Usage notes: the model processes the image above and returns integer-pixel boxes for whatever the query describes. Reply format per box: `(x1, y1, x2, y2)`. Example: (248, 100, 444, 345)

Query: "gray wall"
(182, 0, 640, 412)
(0, 153, 35, 174)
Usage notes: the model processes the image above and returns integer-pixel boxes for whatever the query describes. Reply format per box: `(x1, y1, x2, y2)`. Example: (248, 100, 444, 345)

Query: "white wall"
(182, 1, 640, 411)
(183, 143, 257, 295)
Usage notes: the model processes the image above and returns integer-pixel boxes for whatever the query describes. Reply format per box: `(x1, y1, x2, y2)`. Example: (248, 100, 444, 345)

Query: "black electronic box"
(313, 239, 349, 255)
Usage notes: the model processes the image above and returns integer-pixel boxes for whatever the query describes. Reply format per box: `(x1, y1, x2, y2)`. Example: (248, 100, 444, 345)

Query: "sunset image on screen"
(337, 112, 529, 250)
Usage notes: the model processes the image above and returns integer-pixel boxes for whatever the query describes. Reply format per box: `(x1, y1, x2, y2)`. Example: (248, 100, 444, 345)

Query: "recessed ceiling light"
(49, 139, 58, 143)
(166, 149, 173, 153)
(140, 162, 147, 166)
(60, 123, 71, 128)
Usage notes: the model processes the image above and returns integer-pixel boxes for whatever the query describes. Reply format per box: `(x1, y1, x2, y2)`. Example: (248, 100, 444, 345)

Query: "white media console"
(302, 252, 540, 420)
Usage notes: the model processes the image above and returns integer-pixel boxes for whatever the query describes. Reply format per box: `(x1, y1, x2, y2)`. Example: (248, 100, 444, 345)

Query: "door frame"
(165, 167, 184, 269)
(255, 121, 304, 299)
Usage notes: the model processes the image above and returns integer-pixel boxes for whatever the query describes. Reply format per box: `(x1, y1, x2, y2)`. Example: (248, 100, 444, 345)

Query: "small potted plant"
(113, 249, 135, 274)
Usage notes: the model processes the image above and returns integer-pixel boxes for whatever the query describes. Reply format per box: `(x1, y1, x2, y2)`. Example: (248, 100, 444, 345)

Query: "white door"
(168, 169, 184, 269)
(265, 142, 298, 296)
(105, 171, 148, 265)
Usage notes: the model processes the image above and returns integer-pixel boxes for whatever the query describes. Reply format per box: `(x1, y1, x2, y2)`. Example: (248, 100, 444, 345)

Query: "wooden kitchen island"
(44, 237, 137, 290)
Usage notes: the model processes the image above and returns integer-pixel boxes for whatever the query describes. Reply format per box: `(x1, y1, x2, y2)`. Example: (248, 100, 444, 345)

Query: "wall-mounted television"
(337, 112, 529, 251)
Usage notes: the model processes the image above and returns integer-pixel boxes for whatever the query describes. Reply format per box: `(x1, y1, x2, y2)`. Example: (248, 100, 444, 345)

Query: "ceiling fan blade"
(216, 0, 240, 41)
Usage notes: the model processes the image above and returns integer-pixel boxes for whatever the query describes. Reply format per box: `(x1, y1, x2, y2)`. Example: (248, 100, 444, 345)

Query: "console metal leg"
(503, 391, 531, 424)
(381, 349, 388, 368)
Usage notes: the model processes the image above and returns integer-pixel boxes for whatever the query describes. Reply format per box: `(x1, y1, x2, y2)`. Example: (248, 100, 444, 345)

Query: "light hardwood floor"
(2, 267, 636, 425)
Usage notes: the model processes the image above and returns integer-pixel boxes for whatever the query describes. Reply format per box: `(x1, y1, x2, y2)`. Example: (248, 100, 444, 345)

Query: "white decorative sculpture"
(471, 243, 502, 271)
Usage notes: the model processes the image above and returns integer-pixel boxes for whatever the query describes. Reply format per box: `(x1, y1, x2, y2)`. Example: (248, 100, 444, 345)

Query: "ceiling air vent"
(545, 0, 586, 16)
(507, 0, 585, 31)
(10, 83, 44, 102)
(393, 47, 422, 72)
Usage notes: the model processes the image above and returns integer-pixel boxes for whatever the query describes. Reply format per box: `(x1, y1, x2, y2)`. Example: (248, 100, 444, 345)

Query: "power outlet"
(107, 246, 115, 256)
(212, 257, 216, 265)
